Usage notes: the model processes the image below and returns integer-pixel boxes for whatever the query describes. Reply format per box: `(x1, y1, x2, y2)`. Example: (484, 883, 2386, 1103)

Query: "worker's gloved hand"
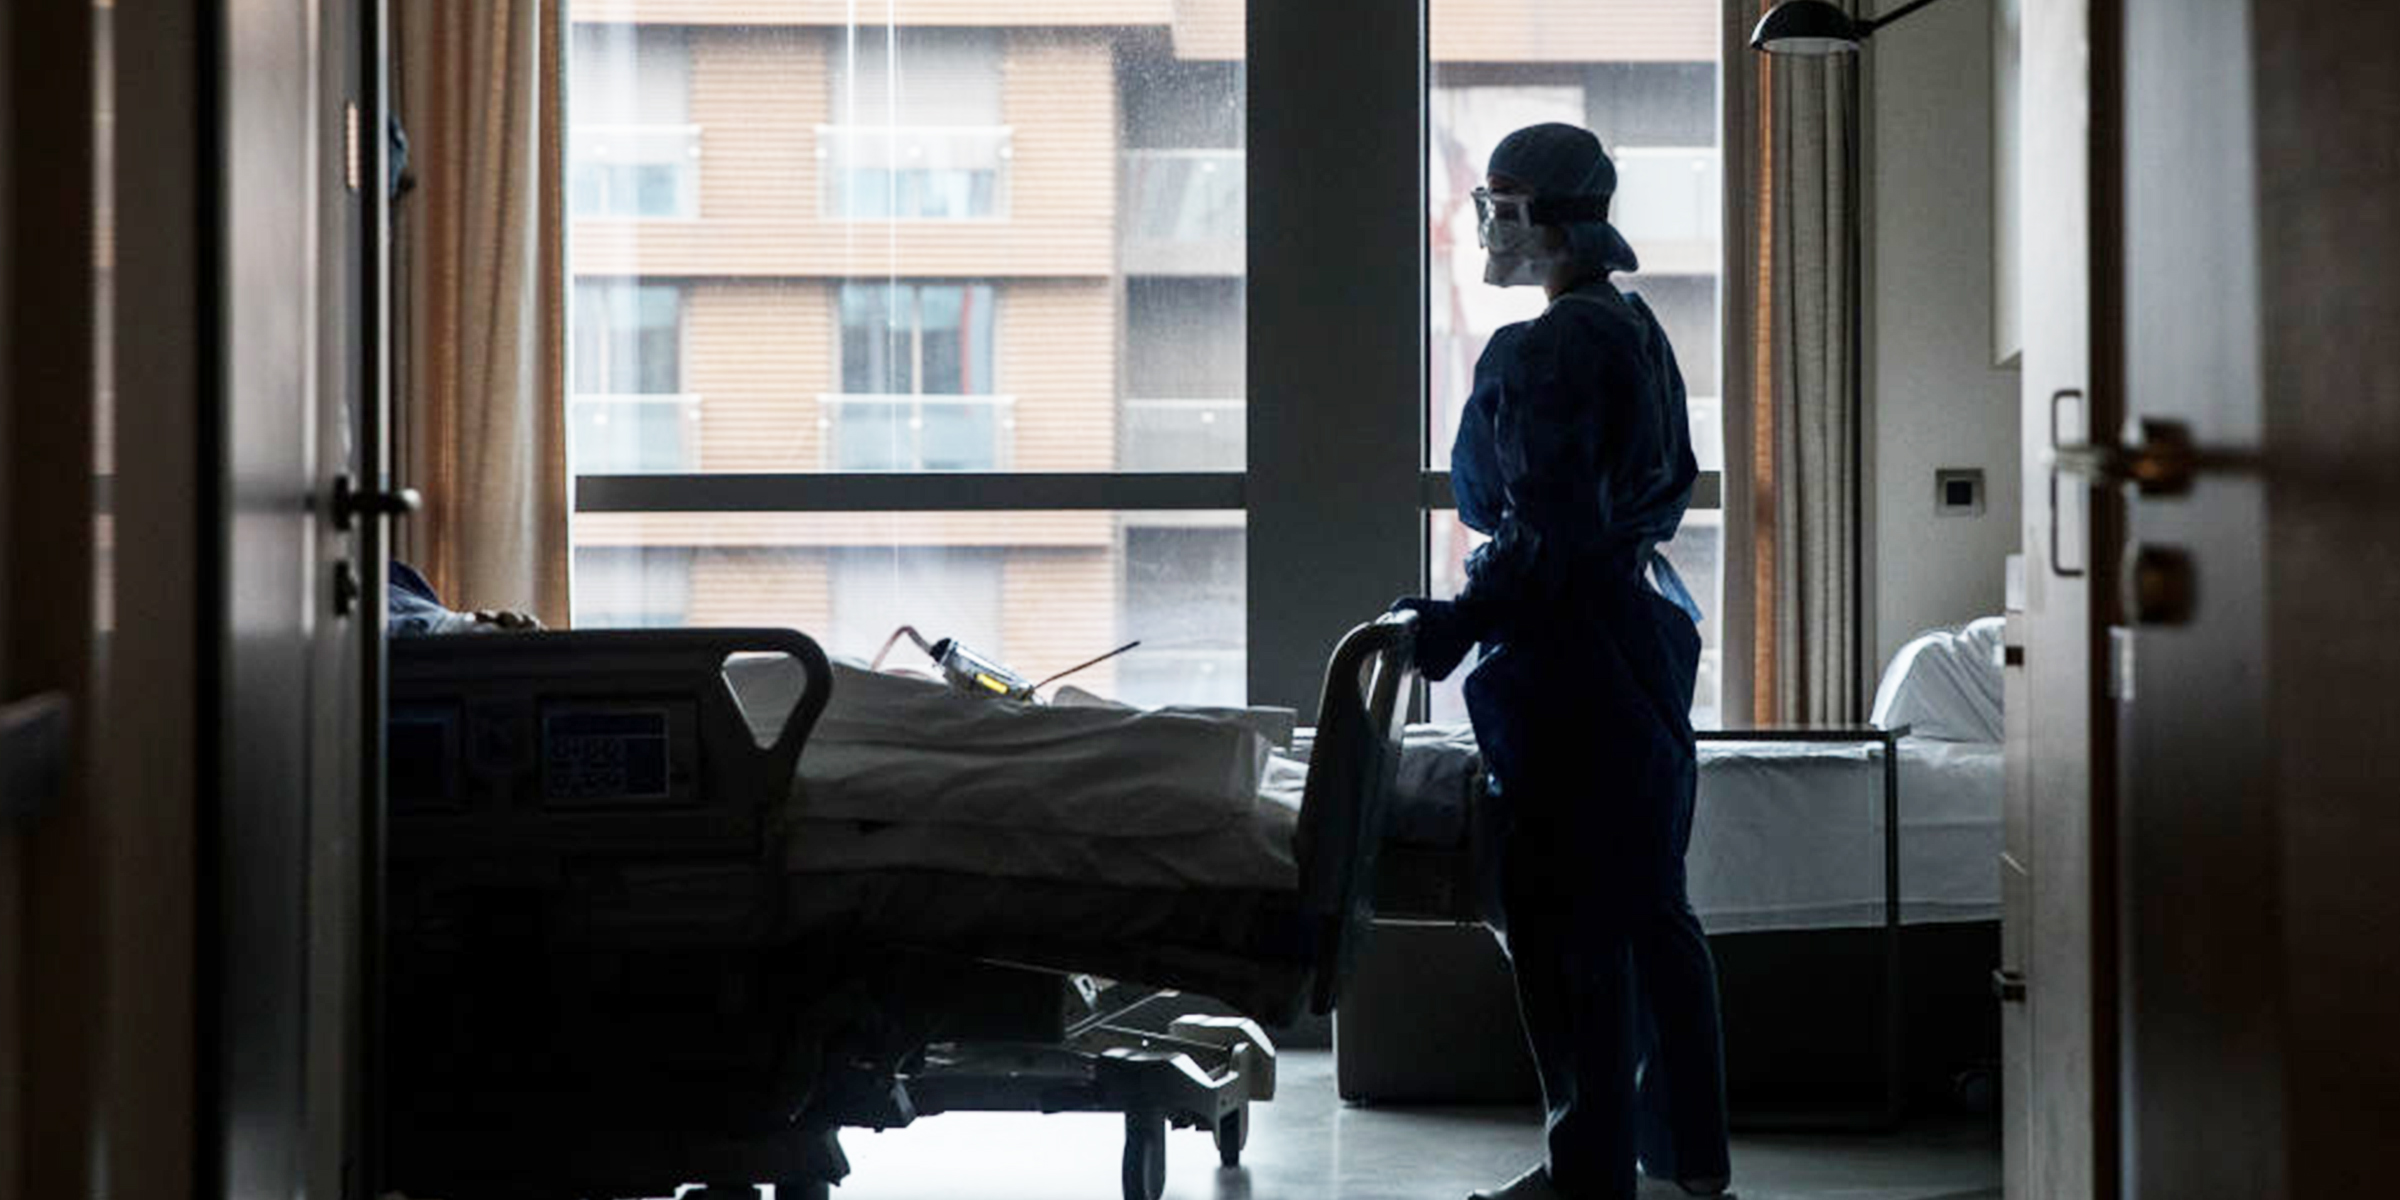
(1388, 597, 1476, 683)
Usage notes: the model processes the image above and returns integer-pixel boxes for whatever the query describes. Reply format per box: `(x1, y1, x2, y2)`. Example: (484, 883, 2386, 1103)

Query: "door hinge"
(2108, 625, 2136, 703)
(345, 101, 362, 194)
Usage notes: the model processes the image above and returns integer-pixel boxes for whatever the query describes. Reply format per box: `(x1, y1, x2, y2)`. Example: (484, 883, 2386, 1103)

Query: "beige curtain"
(1723, 0, 1865, 724)
(396, 0, 571, 627)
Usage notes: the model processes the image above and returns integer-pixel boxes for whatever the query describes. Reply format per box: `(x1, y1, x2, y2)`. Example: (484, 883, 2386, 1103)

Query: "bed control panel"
(387, 628, 830, 868)
(540, 702, 694, 809)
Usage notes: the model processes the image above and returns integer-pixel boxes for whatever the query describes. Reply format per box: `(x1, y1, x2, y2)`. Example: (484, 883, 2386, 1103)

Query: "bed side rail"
(1294, 610, 1418, 1016)
(388, 627, 831, 868)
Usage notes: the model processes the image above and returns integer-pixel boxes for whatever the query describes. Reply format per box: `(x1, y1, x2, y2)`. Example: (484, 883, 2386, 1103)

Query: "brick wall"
(690, 280, 830, 471)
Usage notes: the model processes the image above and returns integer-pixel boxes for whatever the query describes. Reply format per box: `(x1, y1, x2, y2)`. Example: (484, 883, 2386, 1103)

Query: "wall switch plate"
(1936, 468, 1986, 517)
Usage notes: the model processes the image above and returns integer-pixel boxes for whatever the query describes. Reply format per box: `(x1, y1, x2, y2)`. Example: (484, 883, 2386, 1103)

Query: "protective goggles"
(1472, 187, 1612, 250)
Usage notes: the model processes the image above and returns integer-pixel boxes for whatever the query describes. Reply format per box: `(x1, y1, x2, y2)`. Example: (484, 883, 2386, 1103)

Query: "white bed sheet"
(727, 658, 2000, 934)
(1346, 724, 2002, 933)
(1688, 737, 2001, 933)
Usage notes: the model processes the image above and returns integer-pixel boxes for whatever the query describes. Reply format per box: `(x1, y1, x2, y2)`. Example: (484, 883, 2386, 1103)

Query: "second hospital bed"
(1337, 620, 2010, 1123)
(382, 615, 1418, 1200)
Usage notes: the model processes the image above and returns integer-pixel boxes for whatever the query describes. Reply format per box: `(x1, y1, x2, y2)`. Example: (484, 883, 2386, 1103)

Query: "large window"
(567, 14, 1251, 705)
(565, 6, 1725, 716)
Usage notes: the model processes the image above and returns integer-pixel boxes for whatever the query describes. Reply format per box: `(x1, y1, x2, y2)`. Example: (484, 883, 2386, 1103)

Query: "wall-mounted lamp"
(1749, 0, 1958, 55)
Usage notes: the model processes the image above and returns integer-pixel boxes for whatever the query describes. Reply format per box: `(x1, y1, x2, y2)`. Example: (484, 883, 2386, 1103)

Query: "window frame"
(568, 6, 1730, 712)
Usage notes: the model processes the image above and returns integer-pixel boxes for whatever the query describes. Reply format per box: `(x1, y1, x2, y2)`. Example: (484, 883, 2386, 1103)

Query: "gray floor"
(807, 1051, 2000, 1200)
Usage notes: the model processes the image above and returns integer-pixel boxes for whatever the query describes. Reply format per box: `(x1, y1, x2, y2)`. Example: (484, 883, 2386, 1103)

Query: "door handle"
(2047, 416, 2260, 497)
(332, 474, 421, 531)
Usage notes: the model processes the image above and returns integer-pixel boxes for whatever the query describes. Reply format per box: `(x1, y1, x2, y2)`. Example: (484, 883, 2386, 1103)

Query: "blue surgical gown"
(1449, 281, 1701, 792)
(1450, 281, 1729, 1197)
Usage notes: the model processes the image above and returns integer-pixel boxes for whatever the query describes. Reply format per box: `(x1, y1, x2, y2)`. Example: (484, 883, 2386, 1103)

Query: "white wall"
(1865, 0, 2021, 671)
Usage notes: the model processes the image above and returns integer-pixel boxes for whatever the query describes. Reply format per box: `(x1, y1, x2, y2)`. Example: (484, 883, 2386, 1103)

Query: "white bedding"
(1349, 725, 2002, 933)
(725, 652, 2003, 934)
(1688, 736, 2002, 933)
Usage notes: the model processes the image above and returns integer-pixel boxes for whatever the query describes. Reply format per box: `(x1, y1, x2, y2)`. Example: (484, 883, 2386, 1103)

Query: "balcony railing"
(1121, 149, 1244, 276)
(1610, 146, 1720, 274)
(569, 123, 702, 218)
(817, 125, 1013, 220)
(818, 393, 1017, 472)
(1120, 397, 1244, 472)
(569, 393, 703, 474)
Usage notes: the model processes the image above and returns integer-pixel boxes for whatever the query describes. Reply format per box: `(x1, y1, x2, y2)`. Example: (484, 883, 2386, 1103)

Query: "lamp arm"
(1859, 0, 1957, 37)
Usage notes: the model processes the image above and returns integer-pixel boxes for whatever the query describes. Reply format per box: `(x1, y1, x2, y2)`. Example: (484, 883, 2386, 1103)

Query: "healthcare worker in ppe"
(1393, 123, 1732, 1200)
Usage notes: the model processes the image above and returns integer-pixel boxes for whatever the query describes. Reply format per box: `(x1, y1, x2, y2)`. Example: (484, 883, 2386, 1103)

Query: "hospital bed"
(1334, 620, 2009, 1125)
(381, 616, 1416, 1200)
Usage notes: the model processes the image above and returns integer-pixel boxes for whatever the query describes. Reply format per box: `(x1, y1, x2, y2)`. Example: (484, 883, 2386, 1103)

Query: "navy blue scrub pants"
(1498, 790, 1729, 1199)
(1475, 590, 1730, 1200)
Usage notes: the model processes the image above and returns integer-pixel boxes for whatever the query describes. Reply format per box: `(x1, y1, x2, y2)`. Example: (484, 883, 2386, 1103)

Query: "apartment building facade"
(564, 0, 1721, 714)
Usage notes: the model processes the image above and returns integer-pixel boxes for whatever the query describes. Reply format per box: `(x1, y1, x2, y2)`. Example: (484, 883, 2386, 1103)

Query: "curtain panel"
(395, 0, 571, 627)
(1722, 0, 1866, 724)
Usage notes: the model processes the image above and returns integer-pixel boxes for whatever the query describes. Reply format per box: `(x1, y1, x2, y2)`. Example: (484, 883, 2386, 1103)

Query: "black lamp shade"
(1750, 0, 1867, 54)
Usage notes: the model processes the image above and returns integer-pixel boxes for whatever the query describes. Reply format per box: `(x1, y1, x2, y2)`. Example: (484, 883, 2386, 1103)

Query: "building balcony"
(1120, 397, 1243, 471)
(1611, 146, 1720, 276)
(817, 393, 1018, 472)
(570, 123, 702, 219)
(1120, 149, 1244, 277)
(817, 125, 1015, 221)
(570, 393, 703, 474)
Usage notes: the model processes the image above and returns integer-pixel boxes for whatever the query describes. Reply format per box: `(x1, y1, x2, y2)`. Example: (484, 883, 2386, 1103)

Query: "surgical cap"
(1487, 122, 1641, 276)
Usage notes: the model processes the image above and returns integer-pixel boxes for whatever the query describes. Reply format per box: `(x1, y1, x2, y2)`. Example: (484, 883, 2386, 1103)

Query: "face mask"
(1474, 186, 1563, 287)
(1484, 246, 1562, 287)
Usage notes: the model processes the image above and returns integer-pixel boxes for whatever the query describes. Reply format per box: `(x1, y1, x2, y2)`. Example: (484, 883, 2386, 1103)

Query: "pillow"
(1870, 616, 2005, 743)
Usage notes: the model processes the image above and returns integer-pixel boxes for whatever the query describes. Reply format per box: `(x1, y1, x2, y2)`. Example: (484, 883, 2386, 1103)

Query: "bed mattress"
(723, 659, 2001, 939)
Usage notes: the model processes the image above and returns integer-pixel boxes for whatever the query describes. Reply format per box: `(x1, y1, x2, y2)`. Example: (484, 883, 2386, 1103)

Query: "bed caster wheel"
(1214, 1106, 1247, 1168)
(1122, 1111, 1167, 1200)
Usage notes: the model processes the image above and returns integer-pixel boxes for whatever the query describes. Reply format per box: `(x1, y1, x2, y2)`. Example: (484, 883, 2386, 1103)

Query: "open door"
(215, 0, 392, 1194)
(2002, 0, 2120, 1195)
(2104, 0, 2400, 1192)
(2026, 1, 2400, 1192)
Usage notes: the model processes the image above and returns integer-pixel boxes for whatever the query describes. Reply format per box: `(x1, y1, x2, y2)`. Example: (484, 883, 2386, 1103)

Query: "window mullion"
(1245, 1, 1427, 709)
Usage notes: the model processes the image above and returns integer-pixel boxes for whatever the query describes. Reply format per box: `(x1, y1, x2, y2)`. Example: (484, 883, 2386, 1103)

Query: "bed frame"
(1350, 725, 2002, 1130)
(381, 615, 1417, 1200)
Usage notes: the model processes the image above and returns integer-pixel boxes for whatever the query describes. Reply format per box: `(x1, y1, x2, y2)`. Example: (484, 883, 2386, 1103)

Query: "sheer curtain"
(1722, 0, 1864, 724)
(396, 0, 571, 626)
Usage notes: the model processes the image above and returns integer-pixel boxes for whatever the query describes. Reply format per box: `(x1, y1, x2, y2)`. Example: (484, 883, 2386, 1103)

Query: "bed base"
(1361, 725, 1923, 1129)
(382, 615, 1416, 1200)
